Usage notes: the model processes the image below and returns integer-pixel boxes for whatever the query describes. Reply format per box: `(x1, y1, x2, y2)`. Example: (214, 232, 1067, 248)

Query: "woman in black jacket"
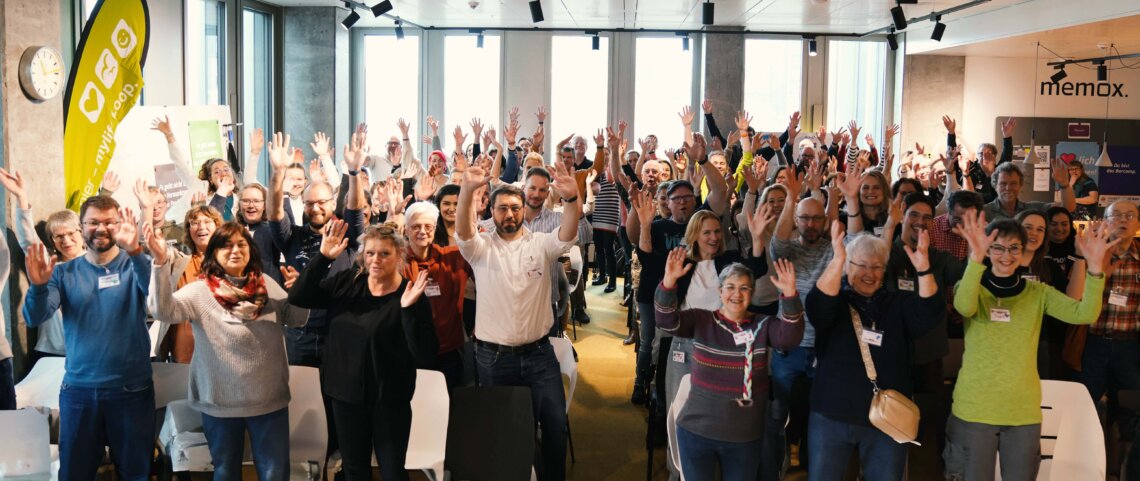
(289, 220, 438, 481)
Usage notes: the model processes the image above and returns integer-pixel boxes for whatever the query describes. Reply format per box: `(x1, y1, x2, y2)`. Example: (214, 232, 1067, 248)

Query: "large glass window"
(242, 7, 273, 183)
(634, 36, 693, 153)
(444, 34, 501, 152)
(363, 34, 421, 155)
(743, 38, 803, 132)
(550, 35, 610, 152)
(826, 40, 888, 145)
(186, 0, 226, 105)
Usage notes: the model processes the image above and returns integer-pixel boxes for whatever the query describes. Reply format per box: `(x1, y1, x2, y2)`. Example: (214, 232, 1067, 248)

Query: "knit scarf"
(203, 272, 269, 321)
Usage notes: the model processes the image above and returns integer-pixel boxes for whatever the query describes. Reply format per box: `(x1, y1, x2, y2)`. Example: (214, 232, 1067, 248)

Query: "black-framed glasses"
(988, 244, 1023, 256)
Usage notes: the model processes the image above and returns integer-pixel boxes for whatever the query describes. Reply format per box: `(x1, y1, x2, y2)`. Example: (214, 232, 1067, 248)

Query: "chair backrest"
(288, 366, 327, 470)
(152, 362, 191, 409)
(549, 336, 578, 410)
(14, 357, 66, 411)
(1040, 380, 1104, 481)
(446, 386, 534, 481)
(404, 370, 449, 479)
(568, 246, 584, 289)
(0, 409, 52, 478)
(668, 374, 692, 481)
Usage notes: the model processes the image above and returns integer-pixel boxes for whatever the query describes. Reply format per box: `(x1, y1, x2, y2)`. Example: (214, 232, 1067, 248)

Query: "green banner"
(63, 0, 150, 210)
(187, 119, 225, 171)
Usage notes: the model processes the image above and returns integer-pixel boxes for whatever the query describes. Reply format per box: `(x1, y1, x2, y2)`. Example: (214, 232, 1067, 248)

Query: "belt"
(1092, 331, 1140, 341)
(474, 337, 550, 354)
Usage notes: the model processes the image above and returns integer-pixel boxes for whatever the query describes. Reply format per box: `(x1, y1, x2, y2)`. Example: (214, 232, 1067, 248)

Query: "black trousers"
(331, 394, 412, 481)
(592, 229, 618, 283)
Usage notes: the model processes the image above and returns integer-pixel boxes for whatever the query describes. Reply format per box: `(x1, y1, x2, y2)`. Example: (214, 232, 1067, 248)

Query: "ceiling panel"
(917, 14, 1140, 59)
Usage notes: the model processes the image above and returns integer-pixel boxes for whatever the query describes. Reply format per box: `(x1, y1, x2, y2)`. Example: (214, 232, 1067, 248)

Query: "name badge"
(732, 330, 754, 346)
(861, 328, 884, 347)
(990, 308, 1012, 322)
(874, 226, 885, 236)
(97, 273, 120, 289)
(425, 279, 442, 297)
(897, 278, 915, 292)
(1109, 292, 1129, 307)
(526, 268, 543, 279)
(671, 351, 686, 363)
(1021, 275, 1039, 283)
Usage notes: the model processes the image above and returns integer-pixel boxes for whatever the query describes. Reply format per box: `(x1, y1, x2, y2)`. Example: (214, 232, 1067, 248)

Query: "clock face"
(20, 47, 64, 101)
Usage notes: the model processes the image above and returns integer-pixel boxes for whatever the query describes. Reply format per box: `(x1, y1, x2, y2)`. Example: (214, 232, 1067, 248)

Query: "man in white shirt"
(455, 160, 581, 481)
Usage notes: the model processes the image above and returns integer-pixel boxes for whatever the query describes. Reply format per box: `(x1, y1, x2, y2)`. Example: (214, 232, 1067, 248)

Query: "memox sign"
(1040, 80, 1127, 98)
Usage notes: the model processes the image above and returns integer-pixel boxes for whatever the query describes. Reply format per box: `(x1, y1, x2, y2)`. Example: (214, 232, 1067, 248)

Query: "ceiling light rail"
(860, 0, 990, 37)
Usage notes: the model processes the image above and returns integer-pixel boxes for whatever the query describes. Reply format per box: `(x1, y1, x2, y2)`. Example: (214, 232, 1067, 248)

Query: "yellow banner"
(63, 0, 150, 210)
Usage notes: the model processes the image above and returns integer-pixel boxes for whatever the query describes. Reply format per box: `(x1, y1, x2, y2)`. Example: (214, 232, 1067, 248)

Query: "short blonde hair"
(354, 224, 408, 276)
(684, 210, 724, 260)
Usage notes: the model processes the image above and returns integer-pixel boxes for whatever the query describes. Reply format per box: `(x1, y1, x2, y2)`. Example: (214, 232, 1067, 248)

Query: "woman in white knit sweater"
(148, 221, 308, 481)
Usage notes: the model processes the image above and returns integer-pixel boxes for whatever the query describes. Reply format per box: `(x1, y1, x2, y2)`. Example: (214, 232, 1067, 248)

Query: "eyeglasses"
(82, 220, 121, 229)
(906, 211, 935, 223)
(494, 205, 524, 214)
(796, 215, 827, 224)
(189, 219, 216, 228)
(51, 230, 81, 242)
(1107, 212, 1138, 222)
(239, 199, 265, 205)
(847, 261, 885, 272)
(988, 244, 1023, 256)
(669, 194, 696, 203)
(303, 198, 334, 209)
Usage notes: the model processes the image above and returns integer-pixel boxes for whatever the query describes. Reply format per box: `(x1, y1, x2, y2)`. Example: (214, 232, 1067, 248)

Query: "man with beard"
(982, 161, 1075, 222)
(456, 159, 581, 481)
(23, 195, 154, 481)
(268, 132, 366, 367)
(763, 169, 835, 481)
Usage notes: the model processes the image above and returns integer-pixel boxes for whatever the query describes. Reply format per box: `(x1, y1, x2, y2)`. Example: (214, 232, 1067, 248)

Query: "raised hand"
(638, 137, 650, 153)
(150, 115, 174, 141)
(397, 118, 411, 139)
(684, 133, 707, 165)
(679, 105, 695, 127)
(143, 222, 168, 264)
(830, 127, 847, 145)
(952, 210, 996, 263)
(344, 131, 369, 172)
(190, 191, 207, 206)
(942, 115, 956, 134)
(748, 202, 776, 237)
(837, 170, 862, 202)
(662, 247, 693, 288)
(215, 175, 236, 197)
(884, 124, 900, 143)
(816, 124, 828, 144)
(1000, 117, 1018, 138)
(268, 132, 292, 171)
(787, 111, 801, 136)
(452, 125, 467, 153)
(904, 228, 932, 271)
(536, 106, 547, 124)
(355, 122, 368, 137)
(470, 118, 484, 141)
(848, 120, 862, 147)
(1077, 221, 1123, 276)
(427, 115, 440, 135)
(550, 161, 579, 200)
(771, 258, 798, 297)
(702, 99, 713, 114)
(115, 207, 140, 252)
(886, 193, 905, 227)
(805, 159, 824, 192)
(280, 266, 300, 290)
(460, 162, 488, 191)
(726, 129, 741, 148)
(915, 142, 926, 157)
(249, 128, 265, 156)
(785, 166, 804, 199)
(617, 120, 628, 139)
(1050, 157, 1071, 186)
(311, 132, 331, 158)
(415, 175, 437, 201)
(830, 219, 847, 259)
(630, 187, 656, 225)
(0, 167, 27, 203)
(505, 117, 520, 146)
(25, 243, 57, 286)
(401, 271, 430, 307)
(865, 134, 877, 149)
(735, 111, 752, 132)
(319, 218, 349, 260)
(557, 133, 575, 152)
(101, 170, 121, 194)
(593, 129, 605, 147)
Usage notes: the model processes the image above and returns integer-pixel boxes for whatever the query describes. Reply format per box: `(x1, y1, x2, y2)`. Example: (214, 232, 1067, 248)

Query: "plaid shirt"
(1091, 239, 1140, 336)
(931, 214, 969, 262)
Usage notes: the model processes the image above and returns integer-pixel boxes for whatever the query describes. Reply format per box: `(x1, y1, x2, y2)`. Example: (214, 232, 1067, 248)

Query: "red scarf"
(203, 272, 269, 320)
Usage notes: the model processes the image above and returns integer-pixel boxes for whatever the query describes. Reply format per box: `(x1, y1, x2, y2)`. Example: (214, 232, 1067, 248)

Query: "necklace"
(986, 275, 1020, 289)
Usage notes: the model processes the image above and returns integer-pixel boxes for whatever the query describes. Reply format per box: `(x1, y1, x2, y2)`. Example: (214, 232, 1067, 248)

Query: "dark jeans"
(58, 380, 156, 481)
(285, 325, 327, 367)
(635, 302, 658, 388)
(761, 346, 815, 481)
(1078, 334, 1140, 403)
(331, 394, 411, 481)
(436, 349, 464, 390)
(677, 426, 763, 481)
(943, 414, 1039, 481)
(475, 341, 567, 481)
(807, 411, 907, 481)
(0, 358, 15, 410)
(201, 408, 290, 481)
(592, 229, 617, 284)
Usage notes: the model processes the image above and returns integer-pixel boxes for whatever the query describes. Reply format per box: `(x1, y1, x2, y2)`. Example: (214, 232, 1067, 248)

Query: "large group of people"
(0, 101, 1136, 481)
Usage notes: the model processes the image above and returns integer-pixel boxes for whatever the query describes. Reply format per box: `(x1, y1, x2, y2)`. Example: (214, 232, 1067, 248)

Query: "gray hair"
(404, 201, 440, 226)
(46, 209, 81, 235)
(845, 232, 889, 267)
(717, 262, 755, 286)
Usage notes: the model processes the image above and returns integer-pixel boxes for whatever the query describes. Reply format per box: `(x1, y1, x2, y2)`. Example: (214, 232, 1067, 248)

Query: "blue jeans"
(636, 302, 657, 387)
(201, 408, 290, 481)
(760, 346, 815, 481)
(807, 411, 907, 481)
(943, 414, 1039, 481)
(676, 426, 763, 481)
(0, 358, 15, 410)
(58, 380, 156, 481)
(475, 340, 567, 481)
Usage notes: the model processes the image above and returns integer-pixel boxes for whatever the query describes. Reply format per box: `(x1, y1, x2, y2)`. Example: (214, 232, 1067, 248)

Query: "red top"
(404, 244, 470, 354)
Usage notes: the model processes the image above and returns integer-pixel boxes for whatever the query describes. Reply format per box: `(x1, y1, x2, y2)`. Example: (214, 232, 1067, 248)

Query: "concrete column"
(701, 29, 744, 132)
(901, 54, 964, 155)
(282, 7, 350, 157)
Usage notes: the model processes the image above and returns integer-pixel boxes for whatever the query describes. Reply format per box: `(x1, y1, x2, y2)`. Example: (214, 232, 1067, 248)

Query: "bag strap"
(849, 305, 880, 391)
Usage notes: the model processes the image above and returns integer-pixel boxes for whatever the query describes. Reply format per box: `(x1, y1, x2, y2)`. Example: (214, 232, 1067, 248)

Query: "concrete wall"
(901, 55, 965, 155)
(702, 29, 744, 128)
(282, 7, 350, 158)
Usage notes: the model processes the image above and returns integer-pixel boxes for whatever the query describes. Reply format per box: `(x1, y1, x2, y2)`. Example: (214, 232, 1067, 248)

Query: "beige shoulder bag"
(850, 306, 921, 445)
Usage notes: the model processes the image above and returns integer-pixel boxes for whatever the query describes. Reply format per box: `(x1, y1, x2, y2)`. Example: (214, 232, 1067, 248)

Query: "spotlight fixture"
(886, 31, 898, 51)
(341, 9, 360, 29)
(1050, 65, 1067, 83)
(807, 37, 818, 57)
(931, 15, 945, 41)
(683, 36, 690, 51)
(370, 0, 392, 17)
(1097, 61, 1107, 82)
(702, 1, 715, 26)
(890, 3, 907, 31)
(395, 19, 404, 40)
(477, 32, 485, 48)
(592, 34, 600, 51)
(529, 0, 544, 23)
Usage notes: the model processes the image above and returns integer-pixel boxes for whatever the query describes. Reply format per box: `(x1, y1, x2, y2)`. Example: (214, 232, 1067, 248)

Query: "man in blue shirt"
(24, 195, 154, 481)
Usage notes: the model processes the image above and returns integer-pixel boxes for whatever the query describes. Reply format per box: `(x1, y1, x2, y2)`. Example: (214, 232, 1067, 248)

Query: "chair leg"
(571, 314, 577, 341)
(567, 418, 576, 464)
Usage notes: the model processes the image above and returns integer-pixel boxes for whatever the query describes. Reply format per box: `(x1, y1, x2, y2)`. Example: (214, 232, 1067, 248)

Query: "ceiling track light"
(807, 37, 818, 56)
(1096, 61, 1107, 82)
(529, 0, 544, 23)
(341, 8, 360, 29)
(890, 3, 907, 31)
(702, 1, 715, 26)
(395, 18, 405, 40)
(931, 15, 945, 41)
(477, 32, 485, 48)
(592, 34, 600, 50)
(1050, 65, 1067, 83)
(370, 0, 392, 17)
(886, 30, 898, 51)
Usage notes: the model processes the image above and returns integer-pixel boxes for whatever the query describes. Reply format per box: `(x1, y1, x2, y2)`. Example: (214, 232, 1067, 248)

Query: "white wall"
(960, 55, 1140, 147)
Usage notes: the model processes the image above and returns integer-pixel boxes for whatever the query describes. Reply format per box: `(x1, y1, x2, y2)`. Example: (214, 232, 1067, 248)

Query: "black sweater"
(289, 255, 438, 404)
(805, 283, 944, 425)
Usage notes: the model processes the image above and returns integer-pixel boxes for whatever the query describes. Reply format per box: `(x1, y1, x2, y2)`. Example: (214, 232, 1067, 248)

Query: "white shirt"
(681, 260, 723, 311)
(456, 226, 575, 345)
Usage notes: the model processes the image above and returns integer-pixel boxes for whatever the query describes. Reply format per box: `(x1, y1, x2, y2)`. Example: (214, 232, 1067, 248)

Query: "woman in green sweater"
(945, 212, 1118, 481)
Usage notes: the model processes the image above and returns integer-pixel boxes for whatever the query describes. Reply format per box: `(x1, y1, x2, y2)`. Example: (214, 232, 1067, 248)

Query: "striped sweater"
(656, 283, 805, 442)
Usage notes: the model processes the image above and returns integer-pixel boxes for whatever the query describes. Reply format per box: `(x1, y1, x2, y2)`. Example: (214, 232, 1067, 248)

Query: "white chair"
(152, 362, 190, 409)
(0, 409, 53, 480)
(550, 336, 579, 464)
(994, 380, 1105, 481)
(287, 366, 328, 480)
(667, 374, 691, 481)
(15, 357, 66, 411)
(404, 369, 449, 481)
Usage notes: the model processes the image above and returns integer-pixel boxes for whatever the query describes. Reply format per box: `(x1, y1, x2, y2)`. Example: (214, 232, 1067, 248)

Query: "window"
(826, 40, 888, 145)
(363, 34, 421, 156)
(634, 36, 693, 153)
(242, 7, 273, 183)
(186, 0, 226, 105)
(444, 34, 501, 154)
(550, 35, 609, 153)
(743, 38, 803, 132)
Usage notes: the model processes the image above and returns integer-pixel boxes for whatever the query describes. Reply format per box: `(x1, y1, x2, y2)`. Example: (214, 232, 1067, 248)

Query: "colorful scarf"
(203, 272, 269, 321)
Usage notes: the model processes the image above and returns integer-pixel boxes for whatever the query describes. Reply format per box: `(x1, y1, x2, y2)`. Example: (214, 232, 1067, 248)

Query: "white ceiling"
(262, 0, 1022, 34)
(916, 14, 1140, 59)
